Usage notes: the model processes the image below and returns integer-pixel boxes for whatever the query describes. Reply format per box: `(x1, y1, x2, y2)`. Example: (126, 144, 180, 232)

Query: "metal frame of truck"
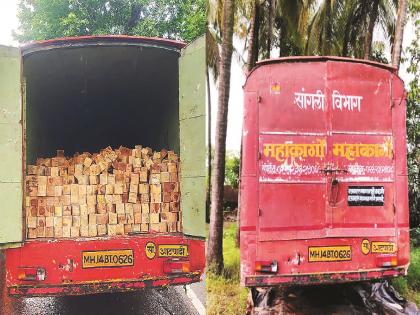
(0, 35, 206, 296)
(239, 56, 409, 287)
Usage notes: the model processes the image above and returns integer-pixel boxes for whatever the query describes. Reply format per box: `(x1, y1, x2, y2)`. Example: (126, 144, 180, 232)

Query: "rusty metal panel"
(179, 36, 205, 237)
(0, 45, 23, 246)
(241, 58, 409, 286)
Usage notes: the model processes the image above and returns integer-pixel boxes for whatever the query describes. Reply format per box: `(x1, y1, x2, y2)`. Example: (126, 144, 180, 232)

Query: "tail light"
(163, 259, 190, 274)
(375, 255, 398, 268)
(18, 267, 46, 281)
(255, 260, 278, 274)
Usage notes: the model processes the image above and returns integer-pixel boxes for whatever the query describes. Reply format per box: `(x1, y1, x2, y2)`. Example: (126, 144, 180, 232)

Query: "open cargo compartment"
(1, 37, 206, 295)
(20, 36, 206, 240)
(23, 43, 180, 162)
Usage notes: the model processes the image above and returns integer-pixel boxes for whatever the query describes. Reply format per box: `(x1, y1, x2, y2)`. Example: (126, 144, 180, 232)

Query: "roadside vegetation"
(207, 223, 247, 315)
(393, 247, 420, 305)
(393, 230, 420, 306)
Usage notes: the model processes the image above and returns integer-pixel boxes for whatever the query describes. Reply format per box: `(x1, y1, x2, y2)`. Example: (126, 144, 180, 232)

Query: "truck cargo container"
(0, 35, 206, 296)
(240, 56, 409, 287)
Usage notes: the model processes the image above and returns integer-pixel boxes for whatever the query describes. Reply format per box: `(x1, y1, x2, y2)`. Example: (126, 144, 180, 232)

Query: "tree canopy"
(406, 0, 420, 228)
(14, 0, 206, 43)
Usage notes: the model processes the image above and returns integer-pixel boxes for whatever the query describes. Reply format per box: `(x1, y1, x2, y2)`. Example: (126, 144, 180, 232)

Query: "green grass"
(392, 247, 420, 306)
(207, 223, 248, 315)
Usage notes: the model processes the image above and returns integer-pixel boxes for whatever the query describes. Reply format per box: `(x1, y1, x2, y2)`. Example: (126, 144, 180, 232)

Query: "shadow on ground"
(248, 282, 419, 315)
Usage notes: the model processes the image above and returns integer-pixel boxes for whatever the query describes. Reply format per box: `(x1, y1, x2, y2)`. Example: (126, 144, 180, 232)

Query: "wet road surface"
(2, 287, 198, 315)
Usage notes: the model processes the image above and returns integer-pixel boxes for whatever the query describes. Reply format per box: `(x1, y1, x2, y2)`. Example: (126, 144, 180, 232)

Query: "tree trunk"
(392, 0, 408, 68)
(125, 4, 142, 34)
(364, 0, 380, 60)
(322, 0, 332, 55)
(206, 0, 235, 275)
(205, 67, 212, 223)
(246, 0, 258, 73)
(247, 0, 260, 73)
(266, 0, 274, 59)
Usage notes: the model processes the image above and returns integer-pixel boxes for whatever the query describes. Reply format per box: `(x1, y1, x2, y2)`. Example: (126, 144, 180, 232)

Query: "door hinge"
(257, 95, 262, 103)
(257, 151, 261, 160)
(393, 203, 396, 214)
(258, 208, 262, 216)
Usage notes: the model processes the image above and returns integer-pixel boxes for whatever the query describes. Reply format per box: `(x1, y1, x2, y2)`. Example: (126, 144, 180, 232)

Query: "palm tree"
(307, 0, 397, 60)
(246, 0, 261, 72)
(246, 0, 316, 71)
(364, 0, 381, 59)
(392, 0, 408, 68)
(206, 0, 235, 275)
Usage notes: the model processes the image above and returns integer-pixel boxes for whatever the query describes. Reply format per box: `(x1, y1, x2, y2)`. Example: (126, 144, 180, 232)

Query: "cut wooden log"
(150, 224, 160, 233)
(27, 217, 37, 228)
(141, 223, 149, 232)
(88, 225, 97, 237)
(116, 224, 124, 235)
(108, 224, 117, 236)
(150, 203, 161, 213)
(26, 145, 183, 239)
(80, 225, 89, 237)
(28, 228, 37, 239)
(109, 212, 118, 225)
(63, 226, 71, 238)
(70, 226, 80, 237)
(150, 213, 160, 224)
(97, 224, 107, 236)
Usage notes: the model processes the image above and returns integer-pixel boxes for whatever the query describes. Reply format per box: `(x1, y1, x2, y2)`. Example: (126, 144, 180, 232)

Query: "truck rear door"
(326, 61, 395, 238)
(257, 60, 395, 243)
(0, 45, 23, 248)
(258, 61, 328, 241)
(179, 36, 206, 238)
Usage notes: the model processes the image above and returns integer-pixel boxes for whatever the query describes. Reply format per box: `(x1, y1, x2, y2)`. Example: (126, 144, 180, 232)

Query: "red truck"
(0, 36, 206, 296)
(240, 56, 409, 287)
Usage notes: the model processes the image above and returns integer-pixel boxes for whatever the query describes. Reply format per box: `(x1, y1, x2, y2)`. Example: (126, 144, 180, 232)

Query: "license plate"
(158, 245, 189, 257)
(82, 249, 134, 268)
(372, 242, 396, 253)
(308, 246, 352, 262)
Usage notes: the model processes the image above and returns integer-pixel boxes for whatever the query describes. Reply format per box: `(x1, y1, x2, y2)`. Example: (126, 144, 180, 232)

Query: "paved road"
(0, 252, 201, 315)
(2, 287, 199, 315)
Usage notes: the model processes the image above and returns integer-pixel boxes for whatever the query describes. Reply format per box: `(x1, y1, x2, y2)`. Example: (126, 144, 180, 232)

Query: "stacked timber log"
(25, 146, 181, 239)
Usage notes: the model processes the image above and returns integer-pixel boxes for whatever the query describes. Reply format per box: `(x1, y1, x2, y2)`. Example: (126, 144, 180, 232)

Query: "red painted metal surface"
(240, 58, 409, 287)
(5, 234, 204, 296)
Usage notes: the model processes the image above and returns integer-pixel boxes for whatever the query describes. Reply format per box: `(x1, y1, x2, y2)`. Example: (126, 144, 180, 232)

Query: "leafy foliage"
(207, 223, 248, 315)
(406, 0, 420, 228)
(305, 0, 397, 57)
(14, 0, 206, 43)
(224, 153, 240, 189)
(392, 247, 420, 305)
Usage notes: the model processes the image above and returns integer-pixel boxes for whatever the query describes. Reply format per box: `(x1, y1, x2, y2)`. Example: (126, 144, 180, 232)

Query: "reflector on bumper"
(17, 267, 46, 281)
(255, 260, 278, 274)
(163, 259, 190, 274)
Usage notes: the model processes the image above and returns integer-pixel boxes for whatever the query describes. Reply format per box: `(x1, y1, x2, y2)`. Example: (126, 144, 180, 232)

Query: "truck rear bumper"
(8, 273, 201, 296)
(244, 266, 407, 287)
(5, 234, 205, 296)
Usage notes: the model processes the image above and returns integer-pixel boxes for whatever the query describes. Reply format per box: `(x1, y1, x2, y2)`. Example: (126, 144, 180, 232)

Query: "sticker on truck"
(372, 242, 396, 254)
(82, 249, 134, 268)
(348, 186, 385, 206)
(158, 245, 189, 257)
(308, 246, 352, 262)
